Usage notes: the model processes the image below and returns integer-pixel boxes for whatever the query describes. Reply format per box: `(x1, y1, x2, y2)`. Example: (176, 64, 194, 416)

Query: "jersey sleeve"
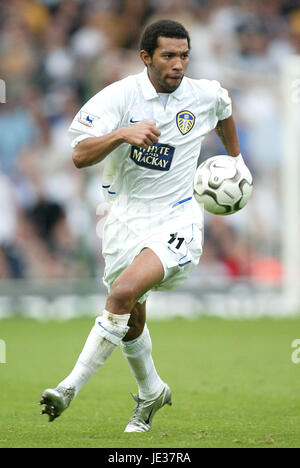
(214, 81, 232, 121)
(68, 81, 125, 149)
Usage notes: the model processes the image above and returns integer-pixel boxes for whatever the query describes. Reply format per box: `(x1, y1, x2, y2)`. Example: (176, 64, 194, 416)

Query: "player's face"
(142, 37, 190, 93)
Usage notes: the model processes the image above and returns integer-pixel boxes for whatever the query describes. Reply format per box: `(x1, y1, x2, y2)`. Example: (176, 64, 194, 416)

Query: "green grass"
(0, 316, 300, 448)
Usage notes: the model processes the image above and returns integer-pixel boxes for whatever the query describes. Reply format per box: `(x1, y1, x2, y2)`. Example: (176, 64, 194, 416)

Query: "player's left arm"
(214, 115, 240, 157)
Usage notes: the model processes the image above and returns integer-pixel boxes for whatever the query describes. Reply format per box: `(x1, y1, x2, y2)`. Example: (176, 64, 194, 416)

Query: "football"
(193, 155, 253, 215)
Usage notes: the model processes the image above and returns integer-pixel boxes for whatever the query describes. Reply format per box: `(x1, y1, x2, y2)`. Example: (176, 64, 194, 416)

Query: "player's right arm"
(72, 122, 161, 169)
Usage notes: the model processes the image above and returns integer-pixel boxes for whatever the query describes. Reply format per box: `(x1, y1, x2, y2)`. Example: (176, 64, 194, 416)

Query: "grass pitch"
(0, 315, 300, 448)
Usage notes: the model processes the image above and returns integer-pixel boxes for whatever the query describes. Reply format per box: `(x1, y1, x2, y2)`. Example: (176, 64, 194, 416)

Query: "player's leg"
(62, 247, 165, 393)
(40, 309, 131, 421)
(68, 247, 165, 390)
(120, 300, 172, 432)
(40, 248, 164, 421)
(122, 299, 146, 342)
(122, 301, 165, 400)
(119, 225, 203, 431)
(105, 247, 164, 317)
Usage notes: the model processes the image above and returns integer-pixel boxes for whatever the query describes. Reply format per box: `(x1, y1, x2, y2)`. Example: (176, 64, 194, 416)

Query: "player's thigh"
(109, 247, 164, 307)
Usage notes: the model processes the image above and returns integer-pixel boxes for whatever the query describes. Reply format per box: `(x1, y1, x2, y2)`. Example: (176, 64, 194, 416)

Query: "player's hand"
(119, 122, 161, 150)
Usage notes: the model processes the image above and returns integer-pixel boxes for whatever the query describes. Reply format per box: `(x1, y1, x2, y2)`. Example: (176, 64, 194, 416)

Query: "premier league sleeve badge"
(77, 111, 98, 128)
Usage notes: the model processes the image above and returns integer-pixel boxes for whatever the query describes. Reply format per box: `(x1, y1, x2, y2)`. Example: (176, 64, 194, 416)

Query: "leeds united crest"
(176, 110, 195, 135)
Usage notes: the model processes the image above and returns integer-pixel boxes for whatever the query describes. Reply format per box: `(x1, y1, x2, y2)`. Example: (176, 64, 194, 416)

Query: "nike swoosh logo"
(211, 163, 229, 169)
(130, 118, 142, 123)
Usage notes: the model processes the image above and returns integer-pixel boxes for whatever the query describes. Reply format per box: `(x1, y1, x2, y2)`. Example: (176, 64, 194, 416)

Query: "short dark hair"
(139, 19, 191, 57)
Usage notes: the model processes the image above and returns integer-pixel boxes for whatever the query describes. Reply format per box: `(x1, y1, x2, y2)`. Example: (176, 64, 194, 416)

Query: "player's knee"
(108, 281, 137, 313)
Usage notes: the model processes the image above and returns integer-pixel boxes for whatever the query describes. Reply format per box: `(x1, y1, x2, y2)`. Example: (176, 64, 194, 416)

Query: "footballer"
(40, 19, 242, 432)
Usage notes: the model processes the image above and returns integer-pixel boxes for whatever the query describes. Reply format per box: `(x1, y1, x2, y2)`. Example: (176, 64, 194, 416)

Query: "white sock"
(58, 310, 130, 396)
(121, 324, 165, 400)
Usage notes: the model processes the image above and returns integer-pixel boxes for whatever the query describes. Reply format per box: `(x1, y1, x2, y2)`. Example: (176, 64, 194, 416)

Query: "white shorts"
(102, 217, 203, 304)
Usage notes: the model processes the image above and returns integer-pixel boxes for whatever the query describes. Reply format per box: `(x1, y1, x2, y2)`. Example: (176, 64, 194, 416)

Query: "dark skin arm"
(214, 115, 240, 157)
(73, 114, 240, 168)
(72, 122, 161, 169)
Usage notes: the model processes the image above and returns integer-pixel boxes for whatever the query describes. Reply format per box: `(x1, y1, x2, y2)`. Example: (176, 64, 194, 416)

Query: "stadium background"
(1, 0, 300, 450)
(0, 0, 299, 319)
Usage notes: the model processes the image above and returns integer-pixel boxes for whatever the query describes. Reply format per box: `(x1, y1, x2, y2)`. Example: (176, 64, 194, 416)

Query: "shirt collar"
(139, 67, 186, 101)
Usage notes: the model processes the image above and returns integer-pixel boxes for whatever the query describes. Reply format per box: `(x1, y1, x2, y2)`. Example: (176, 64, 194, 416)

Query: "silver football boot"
(40, 386, 75, 422)
(124, 384, 172, 432)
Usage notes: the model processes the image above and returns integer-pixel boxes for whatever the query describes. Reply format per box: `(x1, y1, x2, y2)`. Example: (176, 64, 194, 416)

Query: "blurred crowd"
(0, 0, 299, 284)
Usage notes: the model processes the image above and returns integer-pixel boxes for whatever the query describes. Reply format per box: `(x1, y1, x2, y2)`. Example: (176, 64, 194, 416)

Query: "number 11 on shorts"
(168, 233, 184, 249)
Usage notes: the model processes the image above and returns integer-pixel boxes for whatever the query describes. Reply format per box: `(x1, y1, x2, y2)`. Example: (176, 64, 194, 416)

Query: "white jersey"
(68, 68, 232, 234)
